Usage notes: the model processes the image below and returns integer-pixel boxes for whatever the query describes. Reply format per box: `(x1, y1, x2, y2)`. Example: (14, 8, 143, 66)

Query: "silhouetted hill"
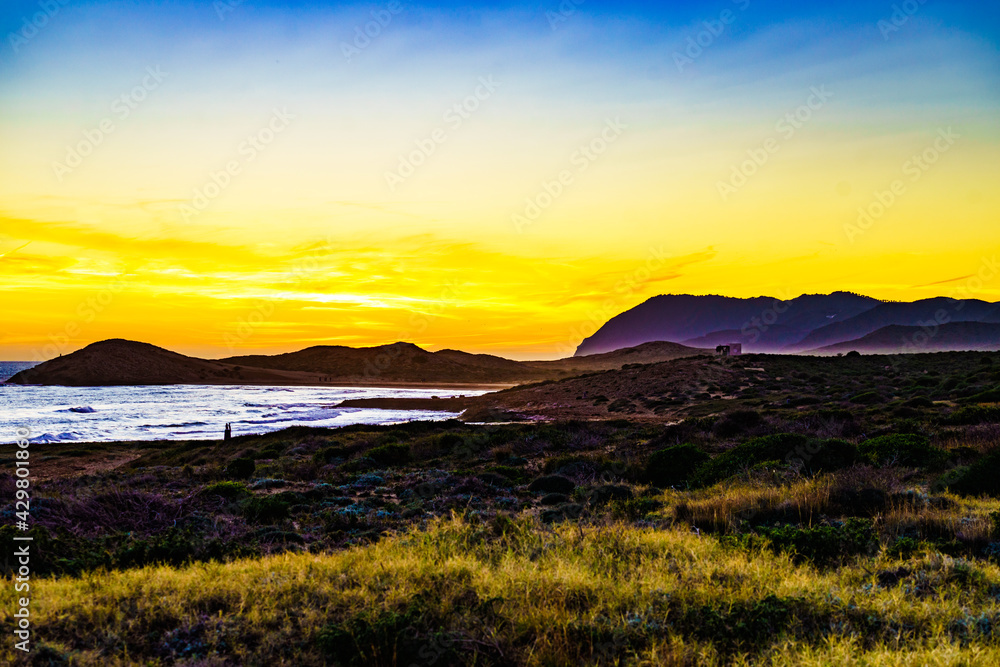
(575, 292, 879, 355)
(5, 340, 309, 386)
(7, 339, 706, 387)
(222, 342, 548, 384)
(789, 299, 1000, 351)
(810, 322, 1000, 355)
(529, 341, 704, 371)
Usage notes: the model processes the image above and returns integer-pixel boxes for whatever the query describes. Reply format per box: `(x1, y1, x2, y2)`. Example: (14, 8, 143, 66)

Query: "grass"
(6, 514, 1000, 666)
(6, 352, 1000, 664)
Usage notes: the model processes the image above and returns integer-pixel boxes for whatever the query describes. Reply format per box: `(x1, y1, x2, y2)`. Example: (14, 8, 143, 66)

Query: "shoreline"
(2, 379, 519, 391)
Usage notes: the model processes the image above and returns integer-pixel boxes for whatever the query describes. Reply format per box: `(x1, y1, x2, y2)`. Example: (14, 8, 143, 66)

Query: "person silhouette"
(224, 423, 232, 441)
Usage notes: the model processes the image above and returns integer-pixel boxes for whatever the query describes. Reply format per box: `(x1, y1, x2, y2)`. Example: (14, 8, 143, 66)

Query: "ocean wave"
(0, 385, 485, 443)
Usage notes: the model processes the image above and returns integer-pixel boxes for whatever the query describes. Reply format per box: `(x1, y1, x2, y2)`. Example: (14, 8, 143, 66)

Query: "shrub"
(858, 434, 945, 468)
(941, 405, 1000, 425)
(729, 519, 877, 566)
(486, 465, 526, 483)
(540, 493, 568, 506)
(313, 445, 350, 465)
(830, 486, 889, 517)
(945, 450, 1000, 497)
(850, 391, 882, 405)
(609, 497, 662, 521)
(225, 457, 256, 480)
(202, 481, 250, 499)
(905, 396, 935, 408)
(528, 475, 575, 494)
(785, 440, 858, 474)
(367, 443, 411, 467)
(257, 442, 287, 459)
(961, 387, 1000, 404)
(542, 454, 630, 481)
(692, 434, 809, 487)
(712, 410, 763, 438)
(588, 484, 633, 506)
(644, 443, 709, 488)
(606, 398, 636, 413)
(316, 604, 456, 667)
(242, 496, 290, 523)
(115, 527, 200, 568)
(477, 472, 513, 488)
(684, 594, 794, 651)
(438, 433, 465, 450)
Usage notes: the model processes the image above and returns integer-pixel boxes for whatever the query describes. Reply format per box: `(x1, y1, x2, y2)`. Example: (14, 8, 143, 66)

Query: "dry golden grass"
(3, 514, 1000, 665)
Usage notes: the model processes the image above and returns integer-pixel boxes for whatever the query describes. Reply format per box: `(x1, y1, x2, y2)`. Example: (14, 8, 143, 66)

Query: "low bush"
(588, 484, 633, 506)
(961, 387, 1000, 403)
(242, 496, 290, 524)
(202, 481, 250, 499)
(313, 445, 351, 465)
(712, 410, 763, 438)
(905, 396, 935, 408)
(850, 391, 883, 405)
(316, 603, 457, 667)
(691, 434, 809, 487)
(803, 439, 859, 473)
(367, 443, 411, 467)
(857, 434, 946, 468)
(225, 457, 256, 480)
(726, 518, 878, 566)
(945, 450, 1000, 497)
(644, 443, 708, 488)
(528, 475, 575, 494)
(941, 405, 1000, 425)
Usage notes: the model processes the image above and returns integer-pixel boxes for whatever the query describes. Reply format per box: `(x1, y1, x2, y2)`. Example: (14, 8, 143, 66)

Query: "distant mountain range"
(7, 339, 704, 387)
(10, 292, 1000, 388)
(576, 293, 1000, 356)
(814, 322, 1000, 355)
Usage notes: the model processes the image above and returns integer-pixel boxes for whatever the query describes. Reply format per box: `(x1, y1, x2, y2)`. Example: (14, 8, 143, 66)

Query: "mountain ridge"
(576, 293, 1000, 356)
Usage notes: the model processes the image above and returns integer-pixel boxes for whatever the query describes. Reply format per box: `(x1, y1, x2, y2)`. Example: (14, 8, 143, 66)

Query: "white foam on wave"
(1, 385, 484, 443)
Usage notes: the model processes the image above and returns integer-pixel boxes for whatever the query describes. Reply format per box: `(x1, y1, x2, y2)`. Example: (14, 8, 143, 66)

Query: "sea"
(0, 362, 484, 444)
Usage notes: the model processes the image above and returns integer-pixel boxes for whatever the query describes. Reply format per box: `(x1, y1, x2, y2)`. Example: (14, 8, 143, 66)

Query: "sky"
(0, 0, 998, 361)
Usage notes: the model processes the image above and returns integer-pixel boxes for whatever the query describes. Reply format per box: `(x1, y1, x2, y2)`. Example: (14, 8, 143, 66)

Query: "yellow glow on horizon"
(2, 5, 998, 362)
